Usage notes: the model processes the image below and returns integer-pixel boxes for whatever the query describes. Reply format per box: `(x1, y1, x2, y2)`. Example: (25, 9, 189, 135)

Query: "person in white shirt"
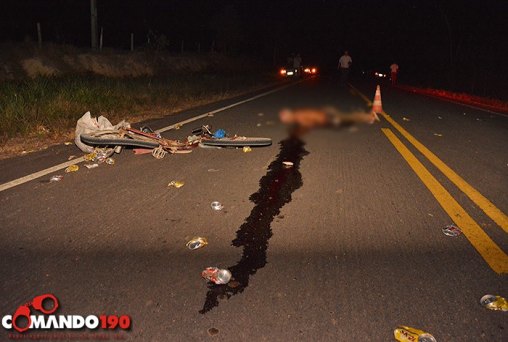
(338, 51, 352, 84)
(390, 63, 399, 85)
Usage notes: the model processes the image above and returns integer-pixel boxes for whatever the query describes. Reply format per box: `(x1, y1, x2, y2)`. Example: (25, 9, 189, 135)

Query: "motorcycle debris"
(65, 165, 79, 173)
(50, 175, 63, 182)
(442, 224, 462, 237)
(211, 201, 224, 211)
(152, 146, 167, 159)
(394, 326, 436, 342)
(243, 146, 252, 153)
(168, 181, 185, 188)
(84, 163, 99, 169)
(186, 237, 208, 250)
(480, 294, 508, 311)
(202, 267, 232, 285)
(105, 157, 115, 165)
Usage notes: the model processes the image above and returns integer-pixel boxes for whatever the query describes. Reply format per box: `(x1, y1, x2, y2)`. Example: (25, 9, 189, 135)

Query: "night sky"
(1, 0, 507, 95)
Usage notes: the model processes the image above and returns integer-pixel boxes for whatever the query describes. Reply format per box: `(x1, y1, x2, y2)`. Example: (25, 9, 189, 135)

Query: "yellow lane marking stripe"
(382, 112, 508, 234)
(350, 84, 508, 234)
(382, 128, 508, 274)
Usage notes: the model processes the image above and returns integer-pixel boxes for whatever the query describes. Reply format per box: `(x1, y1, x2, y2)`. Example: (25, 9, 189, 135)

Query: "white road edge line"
(0, 81, 300, 193)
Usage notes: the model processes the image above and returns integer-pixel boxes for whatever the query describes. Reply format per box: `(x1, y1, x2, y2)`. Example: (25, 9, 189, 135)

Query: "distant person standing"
(390, 63, 399, 85)
(338, 51, 352, 84)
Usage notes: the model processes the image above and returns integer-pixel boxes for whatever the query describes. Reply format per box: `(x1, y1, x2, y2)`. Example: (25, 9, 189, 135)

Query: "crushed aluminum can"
(168, 181, 185, 188)
(282, 161, 294, 168)
(50, 175, 63, 182)
(65, 165, 79, 173)
(442, 224, 462, 237)
(480, 294, 508, 311)
(394, 326, 436, 342)
(186, 237, 208, 250)
(243, 146, 252, 153)
(84, 163, 99, 169)
(211, 201, 224, 211)
(201, 267, 232, 285)
(105, 157, 115, 165)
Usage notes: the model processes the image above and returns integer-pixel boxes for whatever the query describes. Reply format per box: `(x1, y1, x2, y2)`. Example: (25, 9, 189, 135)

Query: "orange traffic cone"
(372, 85, 383, 113)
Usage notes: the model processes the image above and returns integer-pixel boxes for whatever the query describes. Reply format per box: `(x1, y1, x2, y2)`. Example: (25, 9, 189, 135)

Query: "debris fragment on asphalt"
(84, 163, 99, 169)
(133, 148, 153, 155)
(257, 123, 262, 127)
(207, 169, 220, 172)
(211, 201, 224, 211)
(480, 294, 508, 311)
(64, 142, 73, 146)
(168, 181, 185, 188)
(394, 326, 436, 342)
(202, 267, 232, 284)
(283, 161, 294, 168)
(67, 155, 76, 161)
(186, 237, 208, 250)
(243, 146, 252, 153)
(402, 117, 410, 121)
(84, 152, 97, 161)
(257, 113, 264, 117)
(174, 124, 182, 130)
(438, 116, 443, 119)
(50, 175, 63, 182)
(433, 133, 443, 137)
(442, 224, 462, 237)
(65, 165, 79, 173)
(105, 157, 115, 165)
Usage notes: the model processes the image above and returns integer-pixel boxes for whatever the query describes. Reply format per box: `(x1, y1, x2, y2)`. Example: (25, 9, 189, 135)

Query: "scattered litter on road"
(265, 121, 275, 125)
(211, 201, 224, 211)
(480, 294, 508, 311)
(67, 155, 76, 161)
(207, 328, 219, 336)
(257, 113, 264, 117)
(105, 157, 115, 165)
(84, 163, 99, 169)
(174, 124, 182, 130)
(402, 117, 410, 121)
(428, 213, 434, 217)
(202, 267, 232, 284)
(207, 169, 220, 172)
(394, 326, 436, 342)
(243, 146, 252, 153)
(50, 175, 63, 182)
(442, 224, 462, 237)
(186, 237, 208, 250)
(65, 165, 79, 173)
(437, 116, 443, 119)
(257, 123, 262, 127)
(64, 142, 73, 146)
(476, 118, 482, 121)
(168, 181, 185, 188)
(207, 113, 214, 117)
(433, 133, 443, 137)
(283, 161, 294, 168)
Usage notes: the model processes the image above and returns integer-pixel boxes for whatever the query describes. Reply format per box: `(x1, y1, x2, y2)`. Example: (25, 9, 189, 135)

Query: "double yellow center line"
(352, 85, 508, 274)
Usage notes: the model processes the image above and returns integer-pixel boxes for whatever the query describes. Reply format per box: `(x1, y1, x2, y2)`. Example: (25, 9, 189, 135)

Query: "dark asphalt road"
(1, 77, 507, 341)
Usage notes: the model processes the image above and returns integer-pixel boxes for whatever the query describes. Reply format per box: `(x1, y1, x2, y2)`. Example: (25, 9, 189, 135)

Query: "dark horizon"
(1, 0, 507, 98)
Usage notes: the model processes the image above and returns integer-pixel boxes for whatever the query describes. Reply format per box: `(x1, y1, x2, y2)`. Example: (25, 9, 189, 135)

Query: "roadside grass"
(0, 71, 277, 154)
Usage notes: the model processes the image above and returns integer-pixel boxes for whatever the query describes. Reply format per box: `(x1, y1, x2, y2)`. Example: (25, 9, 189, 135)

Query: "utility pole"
(90, 0, 98, 50)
